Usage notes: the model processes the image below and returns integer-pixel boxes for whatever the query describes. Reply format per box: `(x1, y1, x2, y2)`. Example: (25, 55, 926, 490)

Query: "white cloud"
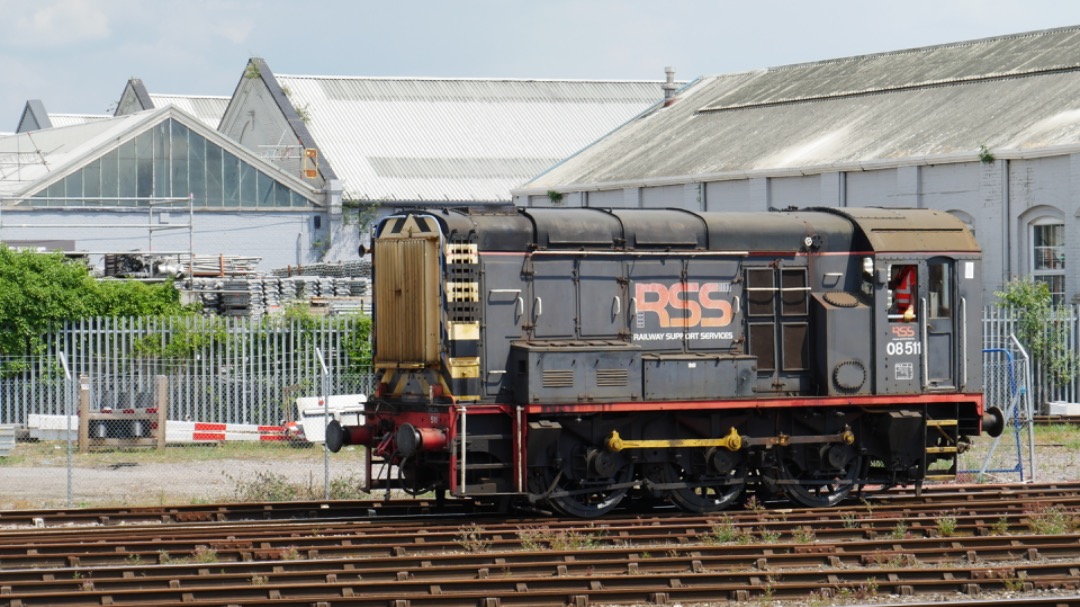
(9, 0, 111, 48)
(212, 21, 254, 45)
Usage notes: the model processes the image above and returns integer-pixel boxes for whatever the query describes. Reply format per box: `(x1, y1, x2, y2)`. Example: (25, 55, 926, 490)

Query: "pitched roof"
(15, 99, 111, 133)
(147, 94, 229, 129)
(271, 72, 676, 202)
(114, 78, 229, 129)
(518, 25, 1080, 193)
(0, 105, 317, 203)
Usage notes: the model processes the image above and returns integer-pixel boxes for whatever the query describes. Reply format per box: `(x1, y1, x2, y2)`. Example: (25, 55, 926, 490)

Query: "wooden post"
(155, 375, 168, 449)
(78, 375, 90, 454)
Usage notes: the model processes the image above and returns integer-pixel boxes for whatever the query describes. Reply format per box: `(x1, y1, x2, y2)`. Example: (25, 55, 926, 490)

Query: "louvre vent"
(596, 368, 628, 387)
(542, 369, 575, 388)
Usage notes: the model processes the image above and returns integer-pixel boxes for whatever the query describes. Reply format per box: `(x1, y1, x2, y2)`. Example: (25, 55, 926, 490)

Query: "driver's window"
(887, 264, 917, 322)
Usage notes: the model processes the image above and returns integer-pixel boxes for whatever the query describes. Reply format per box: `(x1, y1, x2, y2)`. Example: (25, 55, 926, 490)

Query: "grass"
(516, 525, 605, 551)
(1026, 503, 1077, 535)
(1, 439, 342, 467)
(2, 438, 372, 509)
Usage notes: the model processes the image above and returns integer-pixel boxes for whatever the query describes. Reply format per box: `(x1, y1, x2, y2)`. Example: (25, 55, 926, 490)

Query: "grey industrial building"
(1, 60, 674, 273)
(515, 26, 1080, 304)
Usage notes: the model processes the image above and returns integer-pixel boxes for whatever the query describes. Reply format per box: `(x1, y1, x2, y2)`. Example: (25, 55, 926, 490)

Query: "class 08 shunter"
(327, 206, 1004, 517)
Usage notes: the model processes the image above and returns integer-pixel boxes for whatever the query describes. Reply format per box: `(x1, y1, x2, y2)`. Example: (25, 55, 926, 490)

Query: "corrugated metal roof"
(0, 114, 137, 197)
(518, 26, 1080, 193)
(274, 75, 672, 202)
(149, 94, 229, 128)
(47, 113, 110, 128)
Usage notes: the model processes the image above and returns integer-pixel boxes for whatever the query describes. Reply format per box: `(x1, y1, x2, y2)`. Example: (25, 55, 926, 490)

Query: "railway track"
(1, 483, 1078, 606)
(2, 481, 1078, 528)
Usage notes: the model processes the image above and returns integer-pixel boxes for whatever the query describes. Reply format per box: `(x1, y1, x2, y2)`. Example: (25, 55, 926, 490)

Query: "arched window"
(948, 210, 976, 239)
(1030, 216, 1065, 304)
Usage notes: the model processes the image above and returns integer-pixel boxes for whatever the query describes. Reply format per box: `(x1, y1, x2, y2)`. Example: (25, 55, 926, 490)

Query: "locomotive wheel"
(778, 445, 862, 508)
(542, 440, 633, 517)
(663, 449, 746, 513)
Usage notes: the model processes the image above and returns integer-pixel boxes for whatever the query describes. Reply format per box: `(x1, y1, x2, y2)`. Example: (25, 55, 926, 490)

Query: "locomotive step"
(926, 419, 959, 427)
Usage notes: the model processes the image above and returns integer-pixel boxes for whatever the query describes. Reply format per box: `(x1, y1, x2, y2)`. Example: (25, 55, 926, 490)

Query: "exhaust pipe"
(982, 406, 1005, 438)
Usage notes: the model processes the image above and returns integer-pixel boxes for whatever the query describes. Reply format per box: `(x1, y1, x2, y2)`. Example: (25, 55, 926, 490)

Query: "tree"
(0, 247, 189, 359)
(995, 278, 1079, 388)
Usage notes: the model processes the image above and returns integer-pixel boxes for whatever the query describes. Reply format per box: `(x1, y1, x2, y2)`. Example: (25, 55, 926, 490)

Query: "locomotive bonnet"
(328, 206, 1003, 516)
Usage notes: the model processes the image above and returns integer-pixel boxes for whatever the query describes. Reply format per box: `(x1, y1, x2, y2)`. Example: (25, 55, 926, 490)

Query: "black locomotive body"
(328, 206, 1004, 516)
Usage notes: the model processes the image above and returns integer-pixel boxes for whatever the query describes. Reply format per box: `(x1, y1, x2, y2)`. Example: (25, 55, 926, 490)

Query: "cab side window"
(887, 264, 917, 322)
(928, 262, 951, 319)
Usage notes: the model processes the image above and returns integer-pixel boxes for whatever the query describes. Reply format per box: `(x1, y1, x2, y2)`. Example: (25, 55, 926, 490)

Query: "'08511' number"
(886, 340, 922, 356)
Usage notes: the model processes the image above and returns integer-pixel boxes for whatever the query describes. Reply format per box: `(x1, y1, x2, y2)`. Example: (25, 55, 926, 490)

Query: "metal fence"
(1, 315, 373, 427)
(983, 305, 1078, 408)
(0, 307, 1075, 509)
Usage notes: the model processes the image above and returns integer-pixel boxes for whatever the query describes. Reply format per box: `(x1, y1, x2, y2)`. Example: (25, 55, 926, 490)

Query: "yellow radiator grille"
(374, 222, 441, 366)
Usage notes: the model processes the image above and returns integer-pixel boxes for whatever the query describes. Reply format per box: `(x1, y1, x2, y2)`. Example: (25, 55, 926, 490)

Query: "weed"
(227, 470, 367, 502)
(124, 554, 142, 566)
(158, 550, 173, 564)
(841, 512, 860, 529)
(458, 523, 492, 553)
(759, 528, 781, 543)
(516, 526, 546, 551)
(1026, 503, 1074, 535)
(745, 495, 766, 514)
(192, 545, 218, 563)
(707, 516, 754, 545)
(549, 528, 603, 551)
(806, 588, 832, 607)
(889, 521, 908, 539)
(251, 574, 268, 585)
(857, 576, 879, 599)
(514, 525, 606, 551)
(279, 546, 303, 561)
(990, 516, 1011, 536)
(1000, 569, 1025, 592)
(936, 512, 959, 537)
(792, 526, 816, 543)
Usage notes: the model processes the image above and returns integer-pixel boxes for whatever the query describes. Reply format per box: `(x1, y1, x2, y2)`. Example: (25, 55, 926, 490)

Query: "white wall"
(0, 207, 333, 274)
(519, 153, 1080, 303)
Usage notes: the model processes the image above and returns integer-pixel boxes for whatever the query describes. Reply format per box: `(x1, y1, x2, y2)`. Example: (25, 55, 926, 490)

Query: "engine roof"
(397, 206, 979, 255)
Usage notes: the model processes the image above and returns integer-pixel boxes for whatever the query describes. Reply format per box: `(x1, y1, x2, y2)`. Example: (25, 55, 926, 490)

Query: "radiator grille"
(542, 369, 575, 388)
(596, 368, 629, 387)
(373, 234, 440, 366)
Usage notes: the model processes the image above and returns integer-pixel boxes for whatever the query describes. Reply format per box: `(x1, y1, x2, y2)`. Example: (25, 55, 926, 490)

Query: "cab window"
(887, 264, 917, 322)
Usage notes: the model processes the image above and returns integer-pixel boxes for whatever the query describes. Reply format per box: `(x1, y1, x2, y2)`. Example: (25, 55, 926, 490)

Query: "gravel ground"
(1, 425, 1077, 510)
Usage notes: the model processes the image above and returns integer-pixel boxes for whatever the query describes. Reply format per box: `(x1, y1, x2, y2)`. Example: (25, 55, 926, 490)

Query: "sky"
(4, 0, 1080, 130)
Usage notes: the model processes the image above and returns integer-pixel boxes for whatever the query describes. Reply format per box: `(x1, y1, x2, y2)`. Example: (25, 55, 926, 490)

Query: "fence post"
(78, 374, 90, 454)
(155, 375, 168, 450)
(316, 347, 330, 500)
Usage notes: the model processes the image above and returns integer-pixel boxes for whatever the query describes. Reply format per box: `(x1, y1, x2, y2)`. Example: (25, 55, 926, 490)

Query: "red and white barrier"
(167, 421, 287, 444)
(26, 415, 287, 444)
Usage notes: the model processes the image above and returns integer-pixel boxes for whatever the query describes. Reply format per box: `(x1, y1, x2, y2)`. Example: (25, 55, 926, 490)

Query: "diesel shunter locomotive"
(327, 206, 1004, 516)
